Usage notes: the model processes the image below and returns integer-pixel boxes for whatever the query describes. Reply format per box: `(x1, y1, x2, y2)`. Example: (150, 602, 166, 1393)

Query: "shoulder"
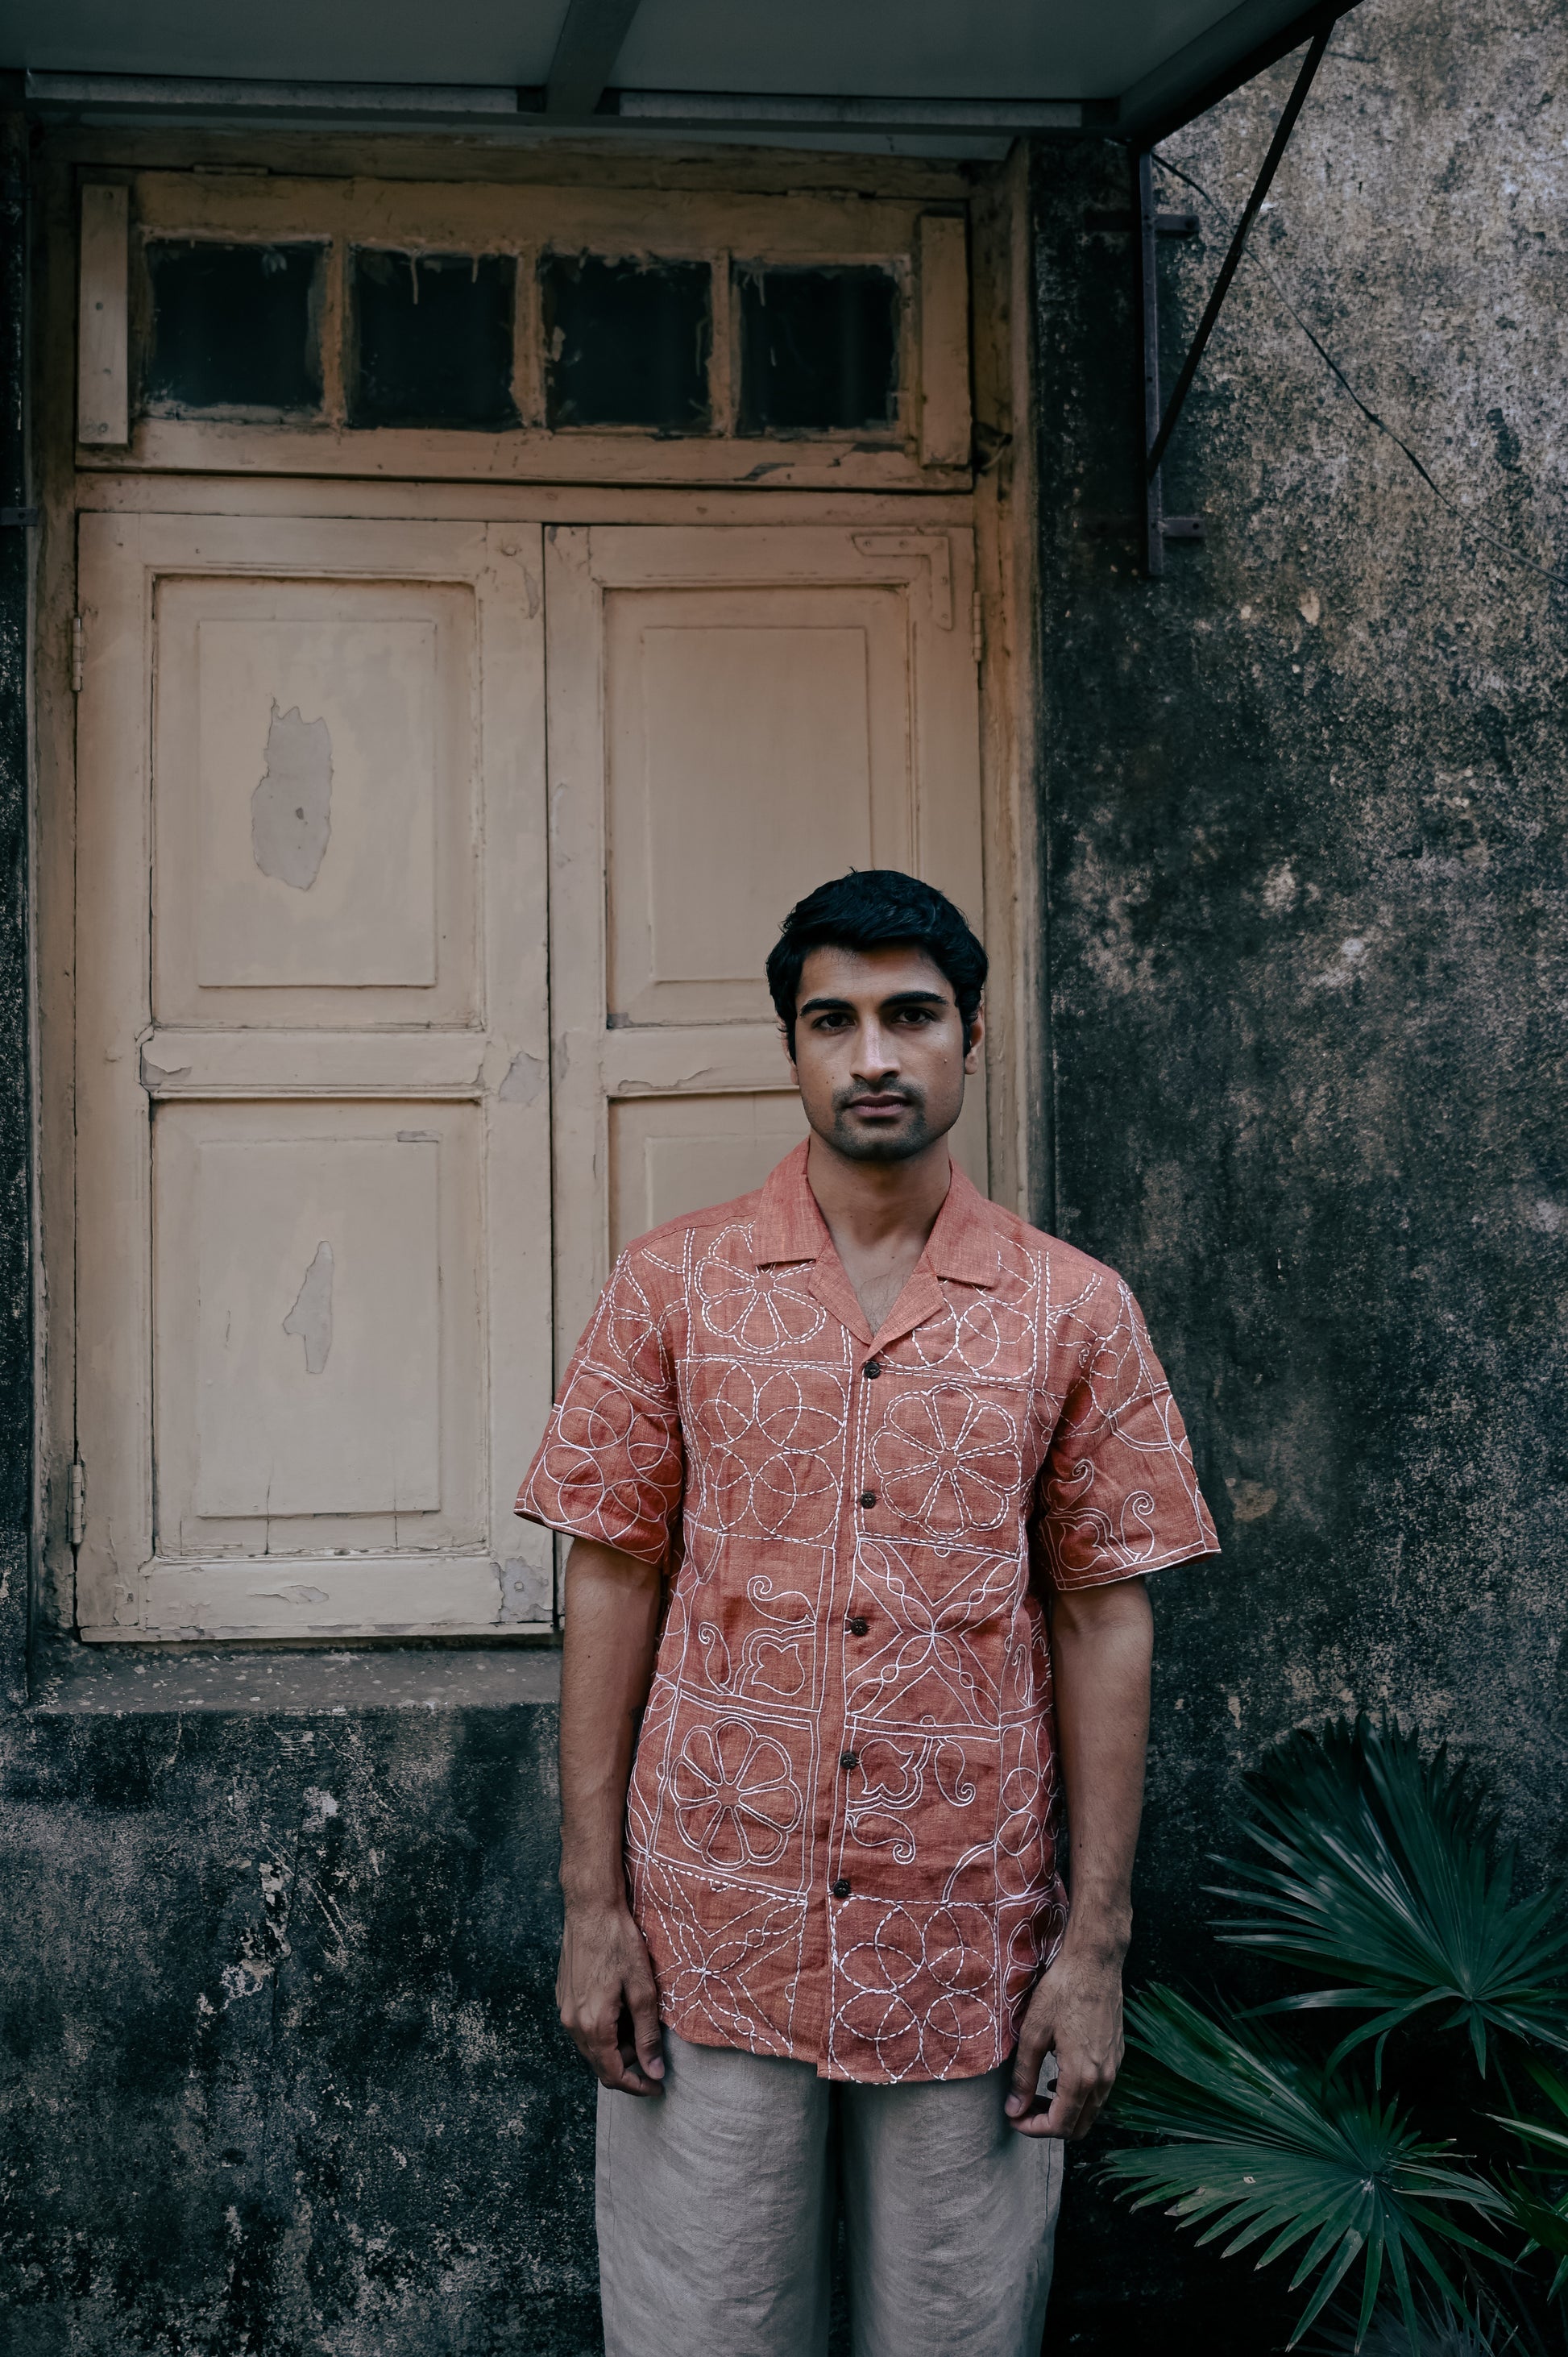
(982, 1200, 1142, 1327)
(614, 1183, 769, 1290)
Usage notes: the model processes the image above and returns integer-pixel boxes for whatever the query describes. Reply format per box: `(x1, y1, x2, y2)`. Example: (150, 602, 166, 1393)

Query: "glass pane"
(736, 267, 899, 437)
(541, 255, 711, 432)
(144, 241, 323, 415)
(349, 251, 519, 430)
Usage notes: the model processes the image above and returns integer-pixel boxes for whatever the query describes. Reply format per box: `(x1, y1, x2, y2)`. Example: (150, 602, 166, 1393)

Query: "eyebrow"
(797, 990, 952, 1018)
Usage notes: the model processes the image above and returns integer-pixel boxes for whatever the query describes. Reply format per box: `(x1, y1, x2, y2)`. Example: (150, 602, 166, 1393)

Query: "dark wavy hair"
(765, 869, 988, 1057)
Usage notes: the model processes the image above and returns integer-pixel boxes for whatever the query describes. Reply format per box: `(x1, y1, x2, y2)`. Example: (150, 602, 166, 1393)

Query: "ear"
(964, 1000, 986, 1073)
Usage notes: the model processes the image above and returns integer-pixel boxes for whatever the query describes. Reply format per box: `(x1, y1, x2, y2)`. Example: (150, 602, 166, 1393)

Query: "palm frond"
(1494, 2056, 1568, 2298)
(1308, 2293, 1524, 2355)
(1207, 1718, 1568, 2076)
(1102, 1987, 1510, 2351)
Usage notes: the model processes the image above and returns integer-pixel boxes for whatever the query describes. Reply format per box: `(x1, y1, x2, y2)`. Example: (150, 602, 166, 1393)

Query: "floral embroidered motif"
(518, 1142, 1219, 2084)
(672, 1719, 804, 1868)
(873, 1384, 1020, 1534)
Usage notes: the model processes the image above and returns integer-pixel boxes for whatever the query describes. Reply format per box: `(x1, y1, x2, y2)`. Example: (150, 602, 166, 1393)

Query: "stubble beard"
(825, 1084, 938, 1164)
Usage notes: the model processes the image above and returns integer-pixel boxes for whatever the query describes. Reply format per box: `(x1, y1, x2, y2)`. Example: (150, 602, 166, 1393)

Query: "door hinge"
(68, 1459, 85, 1549)
(71, 616, 84, 693)
(971, 591, 985, 666)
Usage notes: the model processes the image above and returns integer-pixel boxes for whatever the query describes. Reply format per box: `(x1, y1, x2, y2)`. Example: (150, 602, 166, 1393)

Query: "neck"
(804, 1131, 953, 1255)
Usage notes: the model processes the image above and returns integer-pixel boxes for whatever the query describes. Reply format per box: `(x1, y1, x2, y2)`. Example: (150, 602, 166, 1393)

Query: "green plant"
(1101, 1717, 1568, 2353)
(1106, 1986, 1504, 2346)
(1310, 2296, 1524, 2354)
(1213, 1720, 1568, 2077)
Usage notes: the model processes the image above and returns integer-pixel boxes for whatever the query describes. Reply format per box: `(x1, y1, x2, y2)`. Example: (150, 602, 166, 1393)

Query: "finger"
(1035, 2068, 1106, 2140)
(625, 1961, 666, 2083)
(584, 2021, 660, 2097)
(565, 2002, 650, 2095)
(1066, 2071, 1117, 2141)
(1005, 2015, 1054, 2120)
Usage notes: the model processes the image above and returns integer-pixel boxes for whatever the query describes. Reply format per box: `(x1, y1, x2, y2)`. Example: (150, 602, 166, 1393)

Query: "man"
(518, 870, 1218, 2357)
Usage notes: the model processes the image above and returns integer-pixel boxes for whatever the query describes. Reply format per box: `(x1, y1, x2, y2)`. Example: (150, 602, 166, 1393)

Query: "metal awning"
(16, 0, 1361, 153)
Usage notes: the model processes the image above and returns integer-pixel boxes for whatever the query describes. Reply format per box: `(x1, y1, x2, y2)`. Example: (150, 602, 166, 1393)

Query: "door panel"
(548, 523, 986, 1363)
(605, 587, 912, 1027)
(76, 513, 551, 1639)
(156, 575, 476, 1021)
(610, 1093, 811, 1255)
(155, 1102, 478, 1542)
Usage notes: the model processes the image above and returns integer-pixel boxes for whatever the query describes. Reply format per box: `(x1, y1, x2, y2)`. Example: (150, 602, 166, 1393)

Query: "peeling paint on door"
(281, 1240, 334, 1374)
(252, 699, 333, 889)
(497, 1556, 551, 1623)
(498, 1050, 545, 1106)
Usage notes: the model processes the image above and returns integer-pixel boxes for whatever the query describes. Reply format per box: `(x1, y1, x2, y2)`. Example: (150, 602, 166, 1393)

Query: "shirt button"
(859, 1490, 877, 1509)
(846, 1615, 869, 1637)
(840, 1751, 859, 1771)
(862, 1359, 881, 1380)
(832, 1878, 852, 1898)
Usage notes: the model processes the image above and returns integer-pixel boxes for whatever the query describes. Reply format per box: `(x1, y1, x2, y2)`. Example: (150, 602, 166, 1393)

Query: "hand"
(557, 1900, 665, 2096)
(1004, 1939, 1125, 2139)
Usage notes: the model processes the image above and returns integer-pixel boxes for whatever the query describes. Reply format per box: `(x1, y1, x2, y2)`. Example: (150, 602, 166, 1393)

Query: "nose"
(852, 1019, 900, 1081)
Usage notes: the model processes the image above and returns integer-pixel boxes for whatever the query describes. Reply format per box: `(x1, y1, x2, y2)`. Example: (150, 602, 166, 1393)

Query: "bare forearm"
(1050, 1575, 1154, 1955)
(558, 1536, 662, 1906)
(1006, 1575, 1154, 2136)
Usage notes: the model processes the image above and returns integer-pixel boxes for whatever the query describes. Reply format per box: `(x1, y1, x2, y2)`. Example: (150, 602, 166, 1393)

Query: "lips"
(848, 1095, 911, 1113)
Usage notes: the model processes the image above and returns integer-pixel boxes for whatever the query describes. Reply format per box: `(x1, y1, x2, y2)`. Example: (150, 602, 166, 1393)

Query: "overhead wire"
(1151, 148, 1568, 595)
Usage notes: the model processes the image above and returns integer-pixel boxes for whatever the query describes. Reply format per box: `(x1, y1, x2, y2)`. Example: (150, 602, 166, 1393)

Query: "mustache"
(834, 1083, 923, 1112)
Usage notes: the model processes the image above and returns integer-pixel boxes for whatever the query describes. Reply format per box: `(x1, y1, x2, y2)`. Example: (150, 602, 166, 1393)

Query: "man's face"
(787, 944, 983, 1164)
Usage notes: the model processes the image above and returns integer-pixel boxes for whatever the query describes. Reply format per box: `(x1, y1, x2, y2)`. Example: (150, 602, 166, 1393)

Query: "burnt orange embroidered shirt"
(517, 1143, 1219, 2084)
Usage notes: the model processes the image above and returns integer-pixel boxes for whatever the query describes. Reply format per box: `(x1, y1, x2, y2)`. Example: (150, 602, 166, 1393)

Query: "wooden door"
(545, 523, 986, 1361)
(75, 514, 553, 1639)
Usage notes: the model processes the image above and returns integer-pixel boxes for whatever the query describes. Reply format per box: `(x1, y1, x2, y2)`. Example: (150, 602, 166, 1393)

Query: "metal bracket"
(1140, 23, 1333, 576)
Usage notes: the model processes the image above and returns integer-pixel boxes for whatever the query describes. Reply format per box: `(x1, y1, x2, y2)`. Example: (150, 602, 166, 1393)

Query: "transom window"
(88, 175, 973, 483)
(136, 239, 903, 440)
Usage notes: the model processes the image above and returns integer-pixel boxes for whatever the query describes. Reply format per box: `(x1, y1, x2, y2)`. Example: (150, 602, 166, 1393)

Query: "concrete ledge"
(27, 1635, 562, 1716)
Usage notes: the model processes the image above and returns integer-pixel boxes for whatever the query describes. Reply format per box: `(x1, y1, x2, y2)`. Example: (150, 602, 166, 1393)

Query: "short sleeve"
(515, 1247, 683, 1568)
(1032, 1279, 1219, 1591)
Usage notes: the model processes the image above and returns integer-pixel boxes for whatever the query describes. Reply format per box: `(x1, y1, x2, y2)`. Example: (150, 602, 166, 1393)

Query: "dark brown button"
(846, 1615, 869, 1637)
(840, 1751, 859, 1771)
(832, 1878, 852, 1899)
(862, 1359, 881, 1379)
(859, 1491, 877, 1509)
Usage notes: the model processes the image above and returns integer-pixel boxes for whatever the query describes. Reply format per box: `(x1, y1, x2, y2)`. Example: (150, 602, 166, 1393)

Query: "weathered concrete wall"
(2, 1667, 597, 2357)
(1032, 0, 1568, 2343)
(5, 0, 1566, 2347)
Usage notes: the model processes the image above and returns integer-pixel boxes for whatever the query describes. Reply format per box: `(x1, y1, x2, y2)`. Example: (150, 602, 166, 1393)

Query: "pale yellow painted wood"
(153, 563, 483, 1029)
(611, 1093, 810, 1255)
(138, 1031, 491, 1098)
(98, 420, 951, 492)
(39, 136, 1027, 1643)
(918, 214, 973, 471)
(80, 168, 971, 490)
(77, 185, 128, 447)
(604, 583, 914, 1027)
(130, 168, 931, 264)
(132, 1555, 528, 1641)
(74, 515, 554, 1639)
(969, 148, 1039, 1218)
(80, 475, 976, 528)
(546, 521, 987, 1369)
(604, 1021, 797, 1098)
(76, 515, 156, 1629)
(153, 1101, 479, 1553)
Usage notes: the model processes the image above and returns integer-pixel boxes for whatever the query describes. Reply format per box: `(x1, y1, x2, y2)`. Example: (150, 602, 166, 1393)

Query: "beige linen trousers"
(597, 2030, 1064, 2357)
